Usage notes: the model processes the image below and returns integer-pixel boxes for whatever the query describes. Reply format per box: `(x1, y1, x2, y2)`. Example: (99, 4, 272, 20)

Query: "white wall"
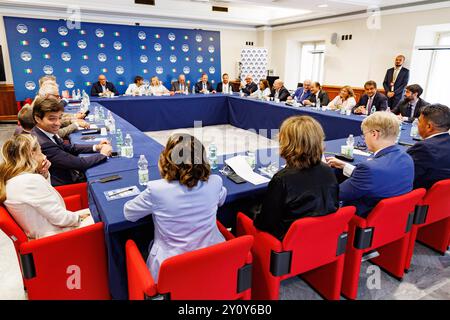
(0, 13, 257, 85)
(270, 7, 450, 90)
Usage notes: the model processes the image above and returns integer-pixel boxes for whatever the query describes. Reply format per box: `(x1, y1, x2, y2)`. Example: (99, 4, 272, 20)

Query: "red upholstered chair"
(0, 183, 110, 300)
(405, 180, 450, 271)
(236, 207, 356, 300)
(341, 189, 426, 300)
(126, 222, 253, 300)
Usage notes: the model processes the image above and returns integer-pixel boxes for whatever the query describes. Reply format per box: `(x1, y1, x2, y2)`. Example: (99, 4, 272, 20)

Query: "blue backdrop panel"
(4, 16, 221, 101)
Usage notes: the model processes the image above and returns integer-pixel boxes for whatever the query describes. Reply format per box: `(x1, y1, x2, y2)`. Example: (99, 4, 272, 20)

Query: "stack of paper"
(225, 156, 270, 185)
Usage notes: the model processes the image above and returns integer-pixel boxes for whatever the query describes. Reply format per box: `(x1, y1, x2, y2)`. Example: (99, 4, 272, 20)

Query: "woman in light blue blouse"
(124, 134, 227, 279)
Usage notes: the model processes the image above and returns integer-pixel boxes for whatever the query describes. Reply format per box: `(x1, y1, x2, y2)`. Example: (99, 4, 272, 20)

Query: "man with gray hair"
(240, 74, 258, 96)
(171, 74, 188, 94)
(327, 111, 414, 217)
(269, 79, 290, 102)
(287, 79, 312, 102)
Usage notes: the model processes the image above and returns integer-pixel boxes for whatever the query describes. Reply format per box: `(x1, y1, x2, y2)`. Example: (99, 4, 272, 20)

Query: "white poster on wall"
(240, 47, 268, 83)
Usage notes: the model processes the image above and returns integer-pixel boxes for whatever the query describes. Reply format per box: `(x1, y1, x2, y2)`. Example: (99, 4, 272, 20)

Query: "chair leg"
(371, 236, 409, 279)
(404, 227, 419, 271)
(251, 252, 281, 300)
(341, 247, 364, 300)
(417, 217, 450, 255)
(301, 257, 345, 300)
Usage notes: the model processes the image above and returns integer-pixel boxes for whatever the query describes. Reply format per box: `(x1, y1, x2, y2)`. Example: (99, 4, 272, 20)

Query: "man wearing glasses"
(326, 112, 414, 218)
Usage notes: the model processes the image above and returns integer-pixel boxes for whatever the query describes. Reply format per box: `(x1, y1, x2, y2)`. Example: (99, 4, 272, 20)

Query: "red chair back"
(156, 235, 253, 300)
(282, 206, 355, 275)
(0, 206, 28, 256)
(421, 179, 450, 224)
(366, 189, 426, 249)
(55, 182, 88, 212)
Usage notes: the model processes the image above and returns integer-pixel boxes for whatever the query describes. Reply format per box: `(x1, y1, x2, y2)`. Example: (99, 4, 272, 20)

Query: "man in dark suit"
(353, 80, 388, 115)
(170, 74, 188, 94)
(216, 73, 236, 94)
(31, 97, 112, 186)
(195, 73, 215, 94)
(407, 104, 450, 189)
(383, 55, 410, 109)
(91, 74, 119, 97)
(269, 79, 290, 102)
(392, 84, 429, 121)
(302, 82, 330, 107)
(327, 112, 414, 218)
(240, 74, 258, 96)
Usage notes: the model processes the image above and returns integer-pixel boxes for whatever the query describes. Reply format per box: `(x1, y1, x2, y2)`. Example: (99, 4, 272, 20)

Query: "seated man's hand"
(287, 96, 293, 101)
(326, 157, 346, 169)
(76, 119, 90, 129)
(99, 144, 113, 157)
(387, 91, 395, 98)
(302, 100, 312, 106)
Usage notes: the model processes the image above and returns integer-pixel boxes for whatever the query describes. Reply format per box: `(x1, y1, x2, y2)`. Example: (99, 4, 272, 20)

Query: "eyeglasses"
(362, 129, 380, 136)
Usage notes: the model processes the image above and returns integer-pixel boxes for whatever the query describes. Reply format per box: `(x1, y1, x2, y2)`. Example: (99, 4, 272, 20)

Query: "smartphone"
(227, 172, 247, 184)
(110, 151, 119, 158)
(99, 175, 122, 183)
(81, 128, 101, 135)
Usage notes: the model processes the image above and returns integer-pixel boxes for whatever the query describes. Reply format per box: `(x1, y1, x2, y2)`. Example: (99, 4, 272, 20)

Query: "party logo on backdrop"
(21, 51, 32, 61)
(140, 55, 148, 63)
(113, 41, 122, 50)
(65, 79, 75, 89)
(138, 31, 146, 40)
(116, 66, 125, 75)
(58, 26, 68, 36)
(154, 43, 162, 52)
(168, 33, 176, 41)
(43, 65, 53, 74)
(25, 81, 36, 90)
(61, 52, 71, 61)
(80, 66, 90, 75)
(77, 40, 87, 49)
(39, 38, 50, 48)
(98, 53, 107, 62)
(16, 24, 28, 34)
(95, 29, 104, 38)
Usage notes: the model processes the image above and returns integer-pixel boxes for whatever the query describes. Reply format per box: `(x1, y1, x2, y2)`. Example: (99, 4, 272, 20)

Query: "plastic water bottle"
(185, 86, 189, 95)
(138, 155, 149, 186)
(370, 105, 377, 116)
(346, 134, 355, 157)
(239, 88, 244, 97)
(99, 106, 105, 120)
(192, 85, 196, 94)
(123, 133, 134, 158)
(116, 129, 123, 156)
(410, 118, 419, 137)
(77, 89, 81, 99)
(396, 121, 403, 144)
(94, 106, 100, 122)
(208, 144, 218, 170)
(109, 117, 116, 135)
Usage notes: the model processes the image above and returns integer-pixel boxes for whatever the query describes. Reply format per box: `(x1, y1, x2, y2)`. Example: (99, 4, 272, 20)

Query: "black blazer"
(392, 98, 429, 119)
(306, 90, 330, 106)
(241, 82, 258, 96)
(254, 163, 339, 240)
(383, 67, 410, 107)
(195, 81, 214, 93)
(354, 92, 388, 113)
(407, 133, 450, 190)
(31, 127, 107, 186)
(90, 81, 119, 97)
(269, 87, 291, 102)
(216, 82, 237, 93)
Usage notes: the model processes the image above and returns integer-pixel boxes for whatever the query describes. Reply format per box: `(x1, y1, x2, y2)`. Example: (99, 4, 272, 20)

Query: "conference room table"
(67, 95, 417, 299)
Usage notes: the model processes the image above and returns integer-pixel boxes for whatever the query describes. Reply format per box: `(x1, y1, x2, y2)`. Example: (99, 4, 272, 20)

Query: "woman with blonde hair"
(0, 134, 92, 239)
(148, 76, 170, 96)
(328, 85, 357, 111)
(124, 133, 226, 279)
(254, 116, 339, 239)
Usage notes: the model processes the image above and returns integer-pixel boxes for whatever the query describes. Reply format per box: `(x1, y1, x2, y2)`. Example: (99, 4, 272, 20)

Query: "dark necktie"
(53, 135, 63, 146)
(406, 103, 413, 118)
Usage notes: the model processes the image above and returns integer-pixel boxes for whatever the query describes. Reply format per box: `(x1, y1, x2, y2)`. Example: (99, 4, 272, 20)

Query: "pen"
(109, 187, 134, 197)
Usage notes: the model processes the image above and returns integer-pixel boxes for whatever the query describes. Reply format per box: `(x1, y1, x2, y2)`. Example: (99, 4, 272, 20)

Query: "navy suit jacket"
(291, 87, 312, 101)
(340, 145, 414, 218)
(392, 98, 429, 119)
(354, 92, 388, 113)
(241, 82, 258, 96)
(90, 81, 119, 97)
(31, 127, 107, 186)
(407, 133, 450, 189)
(383, 67, 410, 107)
(195, 81, 214, 93)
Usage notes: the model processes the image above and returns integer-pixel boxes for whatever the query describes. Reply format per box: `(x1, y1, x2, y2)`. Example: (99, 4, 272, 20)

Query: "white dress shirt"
(125, 83, 146, 96)
(36, 126, 97, 152)
(4, 173, 83, 239)
(124, 175, 227, 279)
(328, 96, 357, 111)
(149, 84, 169, 96)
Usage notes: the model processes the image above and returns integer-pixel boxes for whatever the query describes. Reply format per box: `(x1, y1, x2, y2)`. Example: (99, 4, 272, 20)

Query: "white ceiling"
(1, 0, 449, 28)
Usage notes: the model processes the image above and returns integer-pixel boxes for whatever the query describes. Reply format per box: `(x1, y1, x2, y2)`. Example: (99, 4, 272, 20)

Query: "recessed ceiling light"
(318, 4, 329, 8)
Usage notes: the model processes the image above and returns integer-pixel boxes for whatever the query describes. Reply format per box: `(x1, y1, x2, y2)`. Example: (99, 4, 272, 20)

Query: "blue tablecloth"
(68, 96, 418, 299)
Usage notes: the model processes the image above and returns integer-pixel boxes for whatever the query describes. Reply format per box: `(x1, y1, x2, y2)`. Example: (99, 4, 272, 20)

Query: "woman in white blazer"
(0, 134, 93, 239)
(327, 86, 357, 112)
(149, 76, 170, 96)
(124, 134, 227, 280)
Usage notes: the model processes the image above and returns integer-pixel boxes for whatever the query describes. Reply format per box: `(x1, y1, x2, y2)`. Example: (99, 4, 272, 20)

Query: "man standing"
(392, 84, 429, 121)
(407, 104, 450, 189)
(216, 73, 235, 94)
(240, 75, 258, 96)
(287, 80, 312, 102)
(91, 74, 119, 97)
(171, 74, 188, 94)
(383, 55, 410, 109)
(195, 73, 215, 94)
(353, 80, 388, 115)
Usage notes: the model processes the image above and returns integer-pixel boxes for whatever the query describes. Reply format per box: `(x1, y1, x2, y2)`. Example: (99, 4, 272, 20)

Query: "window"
(424, 33, 450, 105)
(299, 42, 325, 84)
